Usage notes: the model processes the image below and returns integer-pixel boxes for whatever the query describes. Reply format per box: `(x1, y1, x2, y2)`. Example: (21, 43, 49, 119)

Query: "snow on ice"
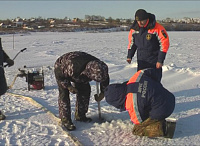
(0, 31, 200, 145)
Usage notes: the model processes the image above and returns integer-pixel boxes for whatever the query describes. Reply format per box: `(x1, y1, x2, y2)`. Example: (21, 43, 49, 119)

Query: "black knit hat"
(135, 9, 149, 21)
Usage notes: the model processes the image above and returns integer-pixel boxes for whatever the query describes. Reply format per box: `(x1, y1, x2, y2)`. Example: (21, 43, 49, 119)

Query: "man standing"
(0, 38, 14, 120)
(127, 9, 169, 81)
(54, 51, 109, 131)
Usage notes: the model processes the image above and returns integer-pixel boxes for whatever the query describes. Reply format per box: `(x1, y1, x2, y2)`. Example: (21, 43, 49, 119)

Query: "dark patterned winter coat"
(54, 51, 109, 92)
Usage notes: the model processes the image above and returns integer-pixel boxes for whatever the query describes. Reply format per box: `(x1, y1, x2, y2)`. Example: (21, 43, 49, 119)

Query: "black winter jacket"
(0, 38, 9, 95)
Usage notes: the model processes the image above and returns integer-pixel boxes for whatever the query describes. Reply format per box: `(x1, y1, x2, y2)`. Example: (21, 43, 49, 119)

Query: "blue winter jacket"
(105, 68, 175, 124)
(127, 13, 169, 70)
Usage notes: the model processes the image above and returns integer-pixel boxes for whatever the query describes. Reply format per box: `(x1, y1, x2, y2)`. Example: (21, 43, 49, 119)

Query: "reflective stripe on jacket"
(127, 13, 169, 65)
(125, 70, 143, 124)
(125, 68, 175, 124)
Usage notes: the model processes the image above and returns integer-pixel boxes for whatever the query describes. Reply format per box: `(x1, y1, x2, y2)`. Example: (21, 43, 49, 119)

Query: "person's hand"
(127, 58, 132, 64)
(67, 86, 78, 94)
(94, 92, 104, 102)
(156, 62, 163, 69)
(6, 58, 14, 67)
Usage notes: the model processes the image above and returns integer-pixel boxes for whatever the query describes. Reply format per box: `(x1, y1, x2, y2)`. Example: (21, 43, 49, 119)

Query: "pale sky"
(0, 1, 200, 20)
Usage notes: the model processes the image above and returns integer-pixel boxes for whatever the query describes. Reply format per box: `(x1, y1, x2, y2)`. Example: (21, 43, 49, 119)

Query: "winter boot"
(132, 124, 146, 136)
(0, 111, 6, 120)
(144, 120, 164, 138)
(61, 118, 76, 131)
(163, 118, 177, 138)
(75, 112, 92, 122)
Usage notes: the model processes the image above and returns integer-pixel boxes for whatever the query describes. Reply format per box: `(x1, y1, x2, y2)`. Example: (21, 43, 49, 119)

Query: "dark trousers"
(0, 67, 7, 96)
(54, 67, 91, 122)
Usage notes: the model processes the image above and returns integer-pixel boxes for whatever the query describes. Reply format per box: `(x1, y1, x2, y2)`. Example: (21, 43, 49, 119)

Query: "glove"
(67, 86, 78, 94)
(6, 58, 14, 67)
(94, 92, 104, 102)
(126, 58, 132, 64)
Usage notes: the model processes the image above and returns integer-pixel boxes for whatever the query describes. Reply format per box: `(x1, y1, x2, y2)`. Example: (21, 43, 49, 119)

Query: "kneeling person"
(105, 68, 175, 138)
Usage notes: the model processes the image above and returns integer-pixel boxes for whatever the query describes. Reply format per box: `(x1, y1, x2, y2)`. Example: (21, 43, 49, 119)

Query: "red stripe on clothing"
(127, 70, 142, 84)
(148, 23, 169, 53)
(125, 93, 141, 124)
(127, 29, 134, 49)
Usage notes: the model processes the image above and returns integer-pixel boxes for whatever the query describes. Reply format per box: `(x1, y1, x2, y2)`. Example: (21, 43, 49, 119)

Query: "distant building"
(14, 22, 24, 27)
(38, 26, 45, 29)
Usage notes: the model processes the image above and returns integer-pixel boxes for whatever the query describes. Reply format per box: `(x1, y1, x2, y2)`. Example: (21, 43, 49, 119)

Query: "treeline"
(162, 23, 200, 31)
(1, 20, 200, 35)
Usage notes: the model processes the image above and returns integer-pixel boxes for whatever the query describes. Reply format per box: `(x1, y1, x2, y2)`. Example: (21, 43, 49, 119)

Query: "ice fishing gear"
(13, 48, 27, 60)
(163, 117, 177, 139)
(96, 82, 102, 121)
(4, 48, 27, 67)
(27, 68, 44, 91)
(8, 68, 26, 89)
(0, 111, 6, 120)
(9, 66, 45, 91)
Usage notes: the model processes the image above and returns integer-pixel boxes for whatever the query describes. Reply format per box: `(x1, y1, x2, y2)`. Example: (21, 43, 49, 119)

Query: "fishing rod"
(4, 48, 27, 67)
